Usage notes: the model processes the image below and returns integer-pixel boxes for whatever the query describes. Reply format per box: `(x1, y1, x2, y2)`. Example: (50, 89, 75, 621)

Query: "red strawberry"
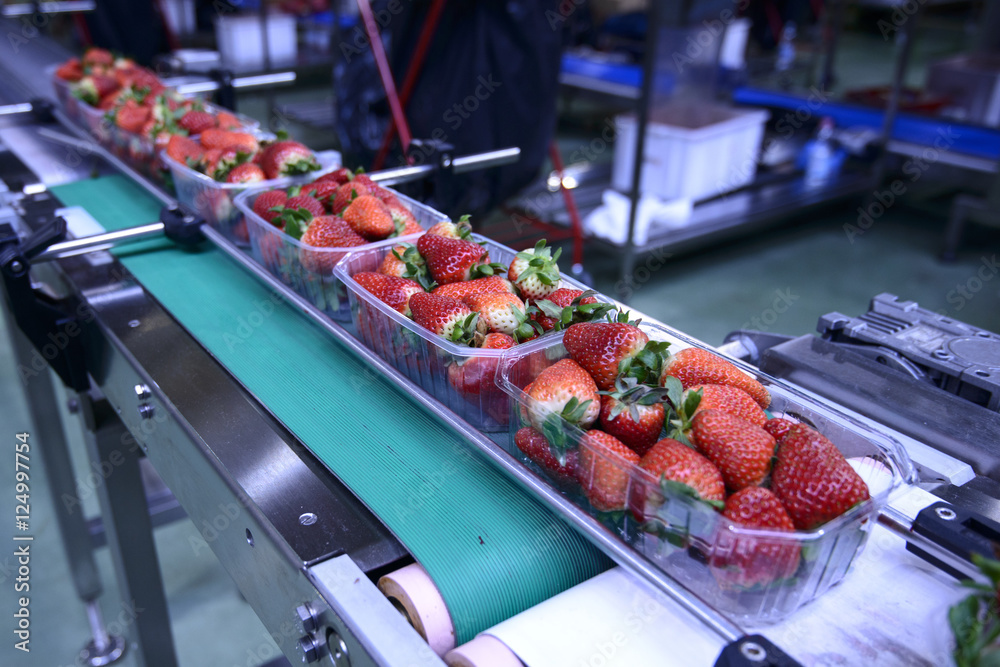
(386, 203, 420, 236)
(252, 190, 288, 226)
(200, 129, 259, 155)
(666, 384, 767, 438)
(599, 378, 670, 457)
(690, 409, 775, 493)
(74, 74, 118, 105)
(55, 58, 83, 82)
(260, 140, 319, 180)
(317, 167, 352, 185)
(226, 163, 265, 184)
(299, 180, 340, 210)
(207, 148, 245, 180)
(416, 233, 502, 285)
(531, 288, 606, 332)
(342, 195, 394, 240)
(524, 359, 600, 433)
(514, 427, 578, 484)
(284, 194, 324, 219)
(763, 418, 796, 441)
(659, 347, 771, 409)
(508, 239, 562, 301)
(577, 431, 640, 512)
(165, 134, 204, 168)
(178, 110, 216, 134)
(377, 243, 433, 290)
(447, 332, 516, 397)
(215, 111, 243, 131)
(331, 180, 376, 214)
(114, 101, 151, 133)
(710, 487, 800, 590)
(82, 47, 114, 67)
(409, 293, 485, 344)
(771, 424, 870, 530)
(462, 292, 538, 341)
(427, 217, 473, 240)
(299, 216, 367, 273)
(563, 320, 668, 391)
(353, 272, 424, 318)
(432, 276, 514, 300)
(631, 438, 725, 522)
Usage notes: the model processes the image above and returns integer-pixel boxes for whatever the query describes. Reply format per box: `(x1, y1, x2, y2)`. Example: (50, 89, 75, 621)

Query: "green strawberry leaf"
(661, 375, 684, 410)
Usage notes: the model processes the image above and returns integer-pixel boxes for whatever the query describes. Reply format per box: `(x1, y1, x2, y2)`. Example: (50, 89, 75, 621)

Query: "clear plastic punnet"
(495, 319, 915, 624)
(235, 183, 448, 321)
(335, 236, 612, 431)
(165, 149, 341, 247)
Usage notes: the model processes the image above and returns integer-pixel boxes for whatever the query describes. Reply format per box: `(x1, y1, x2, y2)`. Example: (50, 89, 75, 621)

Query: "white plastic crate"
(612, 103, 769, 202)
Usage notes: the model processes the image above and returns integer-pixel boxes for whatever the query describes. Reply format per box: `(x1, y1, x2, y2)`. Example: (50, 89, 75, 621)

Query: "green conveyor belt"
(51, 175, 611, 644)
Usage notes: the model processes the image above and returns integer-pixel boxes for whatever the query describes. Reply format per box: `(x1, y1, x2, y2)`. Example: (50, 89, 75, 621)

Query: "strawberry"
(631, 438, 725, 522)
(226, 163, 265, 184)
(215, 111, 243, 131)
(55, 58, 83, 82)
(690, 409, 775, 493)
(563, 319, 669, 391)
(409, 293, 485, 344)
(665, 384, 767, 439)
(82, 47, 114, 67)
(771, 424, 870, 530)
(432, 276, 514, 300)
(317, 167, 352, 185)
(386, 203, 420, 235)
(207, 148, 245, 181)
(343, 195, 394, 240)
(659, 347, 771, 409)
(114, 101, 151, 133)
(416, 233, 503, 285)
(165, 134, 204, 168)
(252, 190, 288, 226)
(377, 243, 434, 290)
(178, 110, 216, 135)
(462, 292, 539, 341)
(531, 289, 614, 332)
(353, 272, 423, 317)
(762, 418, 796, 441)
(525, 359, 600, 436)
(199, 129, 259, 155)
(74, 74, 119, 105)
(260, 140, 319, 179)
(299, 216, 367, 272)
(427, 216, 473, 240)
(508, 239, 561, 301)
(514, 427, 578, 484)
(351, 173, 377, 190)
(299, 180, 340, 210)
(710, 487, 800, 590)
(577, 431, 640, 512)
(331, 180, 375, 214)
(284, 194, 324, 219)
(447, 332, 515, 397)
(598, 377, 670, 457)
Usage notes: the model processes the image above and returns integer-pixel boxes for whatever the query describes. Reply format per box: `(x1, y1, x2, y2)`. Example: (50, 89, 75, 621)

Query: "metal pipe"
(32, 223, 166, 263)
(369, 147, 520, 186)
(2, 1, 95, 16)
(877, 508, 983, 581)
(0, 102, 32, 116)
(85, 601, 111, 652)
(173, 72, 296, 96)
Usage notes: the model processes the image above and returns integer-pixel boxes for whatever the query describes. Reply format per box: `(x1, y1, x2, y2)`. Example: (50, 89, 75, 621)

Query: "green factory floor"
(1, 199, 996, 666)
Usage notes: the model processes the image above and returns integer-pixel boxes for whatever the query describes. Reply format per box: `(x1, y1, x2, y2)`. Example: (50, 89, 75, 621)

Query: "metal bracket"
(160, 204, 205, 246)
(714, 635, 803, 667)
(407, 139, 454, 209)
(0, 219, 89, 391)
(909, 501, 1000, 579)
(209, 68, 237, 111)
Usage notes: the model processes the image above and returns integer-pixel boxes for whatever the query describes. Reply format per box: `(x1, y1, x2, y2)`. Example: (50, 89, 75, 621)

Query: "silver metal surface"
(0, 102, 32, 116)
(33, 222, 166, 262)
(370, 147, 521, 186)
(81, 634, 126, 667)
(173, 71, 297, 96)
(307, 556, 444, 667)
(2, 1, 95, 16)
(877, 506, 982, 580)
(201, 224, 746, 644)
